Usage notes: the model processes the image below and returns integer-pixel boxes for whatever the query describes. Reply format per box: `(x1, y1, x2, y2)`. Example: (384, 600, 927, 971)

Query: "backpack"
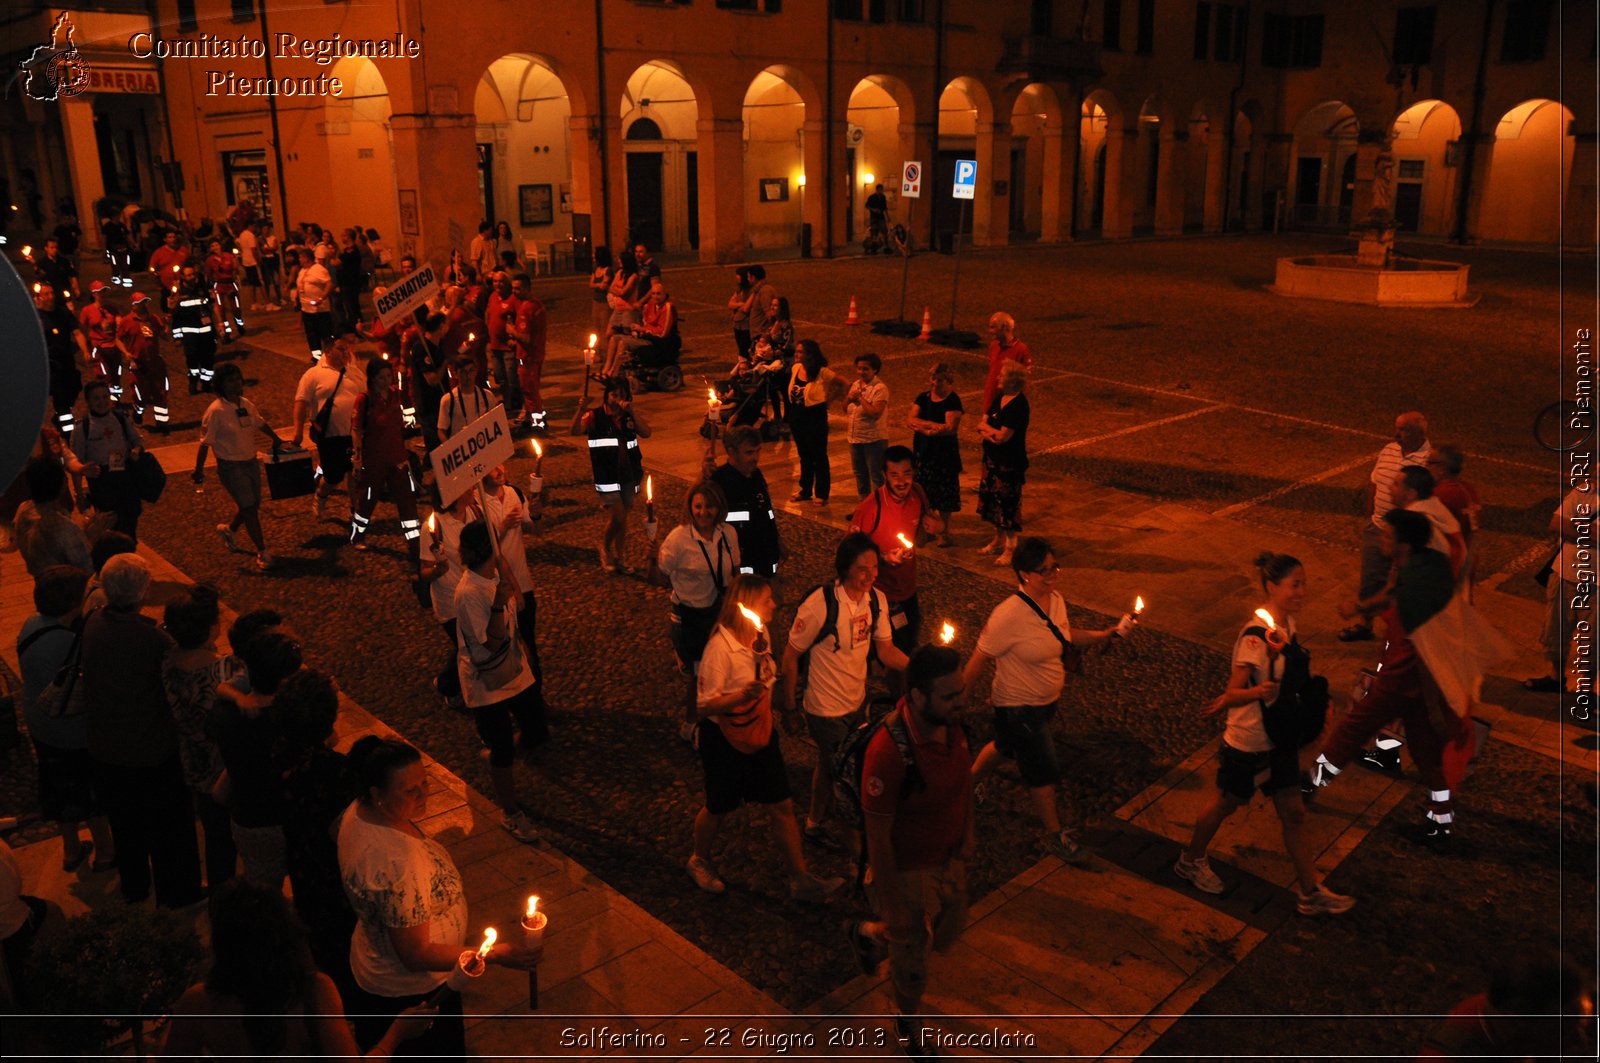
(831, 708, 922, 888)
(793, 583, 883, 698)
(1240, 625, 1329, 749)
(862, 484, 930, 536)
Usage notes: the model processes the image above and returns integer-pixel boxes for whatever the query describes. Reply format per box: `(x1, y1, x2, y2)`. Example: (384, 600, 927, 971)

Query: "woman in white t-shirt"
(419, 493, 473, 708)
(193, 362, 284, 570)
(963, 537, 1129, 866)
(337, 737, 537, 1056)
(1173, 552, 1356, 918)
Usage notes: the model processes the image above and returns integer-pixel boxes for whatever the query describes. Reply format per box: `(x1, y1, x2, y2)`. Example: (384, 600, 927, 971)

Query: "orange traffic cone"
(918, 306, 932, 341)
(845, 295, 860, 326)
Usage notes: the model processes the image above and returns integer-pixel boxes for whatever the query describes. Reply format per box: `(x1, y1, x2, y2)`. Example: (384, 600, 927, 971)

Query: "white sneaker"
(1174, 853, 1225, 895)
(1297, 885, 1356, 916)
(502, 811, 539, 845)
(216, 523, 236, 551)
(686, 854, 725, 894)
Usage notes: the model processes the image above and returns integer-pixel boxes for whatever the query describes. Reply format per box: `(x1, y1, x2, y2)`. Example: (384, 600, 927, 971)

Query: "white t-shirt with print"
(201, 396, 265, 462)
(977, 590, 1071, 708)
(787, 582, 891, 717)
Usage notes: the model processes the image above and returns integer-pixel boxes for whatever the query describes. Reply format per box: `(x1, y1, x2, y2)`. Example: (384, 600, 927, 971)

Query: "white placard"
(375, 262, 439, 329)
(431, 404, 515, 507)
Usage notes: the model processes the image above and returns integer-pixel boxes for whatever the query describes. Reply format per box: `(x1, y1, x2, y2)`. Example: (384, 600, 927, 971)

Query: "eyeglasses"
(1030, 564, 1061, 576)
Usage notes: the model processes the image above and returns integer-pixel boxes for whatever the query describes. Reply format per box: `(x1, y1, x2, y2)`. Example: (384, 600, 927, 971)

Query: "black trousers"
(515, 589, 546, 708)
(347, 980, 466, 1058)
(301, 310, 335, 357)
(789, 402, 830, 501)
(94, 754, 203, 907)
(87, 469, 142, 542)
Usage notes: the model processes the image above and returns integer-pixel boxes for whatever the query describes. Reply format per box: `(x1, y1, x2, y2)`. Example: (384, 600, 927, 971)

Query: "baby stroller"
(716, 360, 788, 442)
(620, 332, 684, 391)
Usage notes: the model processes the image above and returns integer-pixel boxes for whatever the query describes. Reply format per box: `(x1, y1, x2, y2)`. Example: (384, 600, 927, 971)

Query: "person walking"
(908, 363, 963, 545)
(294, 248, 336, 363)
(785, 340, 838, 506)
(686, 575, 844, 902)
(170, 263, 221, 392)
(79, 281, 123, 403)
(1173, 552, 1357, 916)
(1341, 411, 1430, 642)
(571, 376, 651, 573)
(291, 332, 366, 522)
(194, 362, 282, 571)
(709, 425, 785, 584)
(976, 359, 1030, 567)
(963, 537, 1133, 865)
(981, 312, 1033, 414)
(846, 353, 890, 499)
(349, 358, 423, 557)
(116, 292, 171, 432)
(405, 312, 450, 453)
(475, 463, 551, 719)
(70, 380, 145, 542)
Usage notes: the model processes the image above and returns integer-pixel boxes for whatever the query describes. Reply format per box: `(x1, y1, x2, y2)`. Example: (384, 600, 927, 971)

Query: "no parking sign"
(901, 161, 922, 198)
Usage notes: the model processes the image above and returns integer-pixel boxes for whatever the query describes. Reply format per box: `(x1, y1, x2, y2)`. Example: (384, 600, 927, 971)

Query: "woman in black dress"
(908, 362, 964, 545)
(976, 358, 1030, 567)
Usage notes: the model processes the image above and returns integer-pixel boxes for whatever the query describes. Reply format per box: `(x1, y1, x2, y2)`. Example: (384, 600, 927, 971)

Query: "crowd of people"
(3, 218, 1590, 1060)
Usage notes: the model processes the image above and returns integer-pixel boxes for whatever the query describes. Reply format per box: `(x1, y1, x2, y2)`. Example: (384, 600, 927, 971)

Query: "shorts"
(216, 457, 262, 509)
(697, 721, 791, 815)
(991, 703, 1062, 787)
(472, 685, 546, 767)
(806, 709, 864, 776)
(313, 433, 354, 486)
(866, 860, 968, 1005)
(243, 265, 262, 287)
(1215, 742, 1300, 801)
(888, 595, 922, 659)
(670, 601, 721, 669)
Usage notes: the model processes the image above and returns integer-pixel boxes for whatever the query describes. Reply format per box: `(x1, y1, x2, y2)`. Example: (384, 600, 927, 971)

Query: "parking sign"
(952, 159, 977, 200)
(901, 161, 922, 198)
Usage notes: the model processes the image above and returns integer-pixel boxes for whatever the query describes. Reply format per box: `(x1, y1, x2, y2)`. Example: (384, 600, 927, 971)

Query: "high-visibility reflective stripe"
(1375, 737, 1403, 750)
(588, 438, 620, 449)
(739, 566, 754, 574)
(626, 439, 639, 449)
(726, 510, 750, 522)
(188, 368, 202, 378)
(403, 529, 421, 540)
(594, 482, 621, 493)
(178, 298, 208, 308)
(153, 408, 170, 423)
(1429, 789, 1451, 803)
(768, 509, 776, 520)
(1426, 810, 1454, 824)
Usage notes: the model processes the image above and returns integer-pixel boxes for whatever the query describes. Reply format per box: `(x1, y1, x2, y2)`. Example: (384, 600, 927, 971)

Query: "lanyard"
(695, 532, 727, 594)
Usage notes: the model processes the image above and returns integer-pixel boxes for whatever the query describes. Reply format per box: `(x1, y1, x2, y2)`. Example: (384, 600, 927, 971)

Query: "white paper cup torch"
(522, 896, 546, 1009)
(527, 440, 544, 497)
(585, 333, 598, 366)
(446, 927, 496, 991)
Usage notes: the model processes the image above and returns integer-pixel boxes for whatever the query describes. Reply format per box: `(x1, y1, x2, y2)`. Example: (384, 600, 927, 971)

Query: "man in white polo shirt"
(778, 533, 908, 850)
(1341, 410, 1430, 641)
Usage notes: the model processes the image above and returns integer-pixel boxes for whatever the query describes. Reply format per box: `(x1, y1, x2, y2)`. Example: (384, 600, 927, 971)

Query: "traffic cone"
(845, 295, 860, 326)
(918, 306, 932, 341)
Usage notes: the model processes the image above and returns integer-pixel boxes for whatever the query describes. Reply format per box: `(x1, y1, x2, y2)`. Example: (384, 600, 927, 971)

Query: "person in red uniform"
(147, 230, 189, 298)
(349, 358, 422, 560)
(981, 312, 1034, 414)
(116, 292, 171, 432)
(205, 238, 243, 339)
(509, 273, 548, 431)
(441, 285, 488, 383)
(79, 281, 124, 403)
(483, 270, 523, 418)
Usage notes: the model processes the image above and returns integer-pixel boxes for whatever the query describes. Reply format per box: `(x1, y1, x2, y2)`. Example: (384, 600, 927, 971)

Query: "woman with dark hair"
(214, 630, 303, 889)
(976, 358, 1030, 567)
(686, 575, 843, 903)
(337, 737, 537, 1056)
(908, 362, 964, 545)
(160, 879, 434, 1059)
(727, 266, 754, 361)
(588, 245, 614, 337)
(750, 295, 795, 425)
(494, 220, 519, 271)
(648, 480, 739, 744)
(277, 668, 358, 988)
(604, 248, 641, 346)
(349, 358, 422, 557)
(194, 361, 282, 571)
(1174, 553, 1356, 916)
(785, 340, 838, 506)
(161, 583, 236, 891)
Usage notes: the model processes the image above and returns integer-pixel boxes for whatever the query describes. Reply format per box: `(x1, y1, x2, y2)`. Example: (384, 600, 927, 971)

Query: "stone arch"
(1184, 99, 1223, 231)
(1007, 83, 1064, 239)
(319, 58, 397, 242)
(1478, 98, 1577, 246)
(619, 61, 701, 252)
(1134, 95, 1177, 233)
(846, 74, 918, 245)
(742, 66, 818, 252)
(1077, 88, 1122, 236)
(1288, 99, 1360, 229)
(1386, 99, 1462, 236)
(473, 54, 578, 251)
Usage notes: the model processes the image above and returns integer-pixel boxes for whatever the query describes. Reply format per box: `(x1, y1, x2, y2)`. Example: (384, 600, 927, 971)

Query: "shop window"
(1393, 6, 1436, 66)
(1263, 12, 1322, 68)
(231, 0, 254, 19)
(1194, 2, 1210, 59)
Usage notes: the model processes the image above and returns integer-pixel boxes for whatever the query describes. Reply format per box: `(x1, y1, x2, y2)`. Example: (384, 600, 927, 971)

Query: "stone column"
(567, 112, 611, 251)
(1100, 125, 1136, 239)
(973, 120, 1012, 247)
(1153, 129, 1185, 236)
(1203, 122, 1227, 232)
(1563, 131, 1597, 252)
(802, 116, 828, 257)
(1039, 123, 1075, 242)
(1254, 132, 1293, 231)
(56, 97, 105, 250)
(388, 112, 479, 268)
(694, 116, 746, 263)
(1453, 132, 1495, 243)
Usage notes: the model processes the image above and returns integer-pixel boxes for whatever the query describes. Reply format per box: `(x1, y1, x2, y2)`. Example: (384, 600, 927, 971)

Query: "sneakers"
(216, 523, 236, 552)
(844, 919, 888, 975)
(686, 854, 725, 894)
(1174, 853, 1225, 895)
(1358, 743, 1403, 772)
(254, 552, 274, 571)
(789, 872, 845, 904)
(501, 811, 539, 845)
(1296, 884, 1356, 916)
(803, 822, 843, 852)
(1041, 829, 1091, 867)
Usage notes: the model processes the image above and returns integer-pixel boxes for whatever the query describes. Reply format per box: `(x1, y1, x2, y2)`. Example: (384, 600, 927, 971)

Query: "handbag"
(309, 364, 348, 446)
(31, 621, 86, 720)
(114, 411, 167, 503)
(472, 605, 523, 691)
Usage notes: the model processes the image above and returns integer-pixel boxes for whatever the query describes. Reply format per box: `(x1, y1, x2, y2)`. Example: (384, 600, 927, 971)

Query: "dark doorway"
(94, 102, 146, 199)
(221, 149, 269, 226)
(1092, 143, 1106, 229)
(627, 152, 664, 251)
(1010, 146, 1027, 233)
(1338, 154, 1356, 223)
(1394, 182, 1422, 231)
(1294, 157, 1321, 206)
(1235, 150, 1251, 224)
(686, 151, 698, 251)
(477, 143, 495, 227)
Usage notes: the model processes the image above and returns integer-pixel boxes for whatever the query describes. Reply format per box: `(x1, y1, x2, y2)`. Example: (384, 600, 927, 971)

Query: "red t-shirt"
(355, 390, 408, 470)
(485, 292, 520, 349)
(117, 312, 166, 363)
(849, 486, 925, 604)
(80, 304, 119, 348)
(148, 245, 188, 288)
(982, 338, 1034, 412)
(514, 297, 546, 361)
(1432, 479, 1481, 546)
(861, 704, 970, 871)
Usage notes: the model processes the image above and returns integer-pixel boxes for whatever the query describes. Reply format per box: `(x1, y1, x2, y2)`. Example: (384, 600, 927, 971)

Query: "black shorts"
(697, 721, 791, 815)
(313, 433, 354, 486)
(472, 685, 545, 767)
(1215, 742, 1300, 801)
(243, 265, 262, 287)
(670, 600, 721, 668)
(991, 703, 1062, 787)
(888, 594, 922, 658)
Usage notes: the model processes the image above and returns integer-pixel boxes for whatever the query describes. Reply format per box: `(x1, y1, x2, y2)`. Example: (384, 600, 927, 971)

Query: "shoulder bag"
(115, 411, 167, 503)
(309, 364, 348, 447)
(1013, 590, 1083, 674)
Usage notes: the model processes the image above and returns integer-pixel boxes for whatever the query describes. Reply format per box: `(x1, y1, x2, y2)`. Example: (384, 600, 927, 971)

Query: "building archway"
(620, 61, 700, 253)
(936, 76, 992, 245)
(1288, 100, 1359, 230)
(1077, 89, 1120, 236)
(1185, 101, 1222, 232)
(474, 55, 576, 261)
(1478, 98, 1575, 246)
(320, 58, 397, 242)
(1007, 83, 1062, 239)
(1385, 100, 1462, 236)
(742, 67, 813, 253)
(846, 75, 916, 245)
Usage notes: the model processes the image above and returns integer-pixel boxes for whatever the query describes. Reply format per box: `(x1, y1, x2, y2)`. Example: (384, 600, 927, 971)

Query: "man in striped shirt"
(1341, 410, 1430, 641)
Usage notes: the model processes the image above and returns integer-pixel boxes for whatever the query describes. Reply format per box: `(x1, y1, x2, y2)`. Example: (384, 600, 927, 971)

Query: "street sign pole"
(949, 198, 968, 330)
(897, 198, 914, 323)
(948, 158, 977, 331)
(897, 160, 923, 325)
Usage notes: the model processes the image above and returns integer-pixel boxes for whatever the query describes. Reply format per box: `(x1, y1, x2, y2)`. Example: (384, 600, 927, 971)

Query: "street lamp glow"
(863, 172, 876, 184)
(796, 174, 806, 188)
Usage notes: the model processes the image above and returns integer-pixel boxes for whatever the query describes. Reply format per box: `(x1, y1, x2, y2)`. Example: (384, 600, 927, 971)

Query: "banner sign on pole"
(431, 404, 515, 507)
(375, 262, 440, 329)
(901, 161, 922, 198)
(952, 159, 977, 200)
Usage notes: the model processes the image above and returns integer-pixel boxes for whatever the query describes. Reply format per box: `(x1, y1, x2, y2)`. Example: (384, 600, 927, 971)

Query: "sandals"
(1337, 624, 1374, 642)
(1521, 676, 1561, 693)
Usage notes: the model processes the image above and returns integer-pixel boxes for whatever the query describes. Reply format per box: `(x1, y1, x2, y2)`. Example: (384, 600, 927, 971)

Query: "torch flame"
(427, 512, 437, 533)
(587, 333, 598, 349)
(526, 895, 539, 920)
(737, 603, 764, 632)
(896, 533, 915, 551)
(1134, 596, 1145, 614)
(531, 439, 542, 460)
(939, 621, 956, 645)
(707, 387, 719, 408)
(646, 475, 653, 503)
(32, 283, 40, 293)
(1253, 608, 1277, 632)
(21, 245, 32, 258)
(475, 927, 497, 960)
(467, 332, 475, 342)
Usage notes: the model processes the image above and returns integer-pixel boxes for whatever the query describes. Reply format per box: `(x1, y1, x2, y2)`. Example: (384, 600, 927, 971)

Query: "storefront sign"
(84, 66, 160, 94)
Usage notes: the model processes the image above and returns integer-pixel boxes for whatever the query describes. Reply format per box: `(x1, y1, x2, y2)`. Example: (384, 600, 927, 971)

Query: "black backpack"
(793, 583, 882, 692)
(1241, 625, 1329, 749)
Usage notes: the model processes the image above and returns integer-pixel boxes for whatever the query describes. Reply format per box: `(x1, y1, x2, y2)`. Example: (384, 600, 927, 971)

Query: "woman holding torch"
(1173, 552, 1356, 916)
(685, 575, 845, 904)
